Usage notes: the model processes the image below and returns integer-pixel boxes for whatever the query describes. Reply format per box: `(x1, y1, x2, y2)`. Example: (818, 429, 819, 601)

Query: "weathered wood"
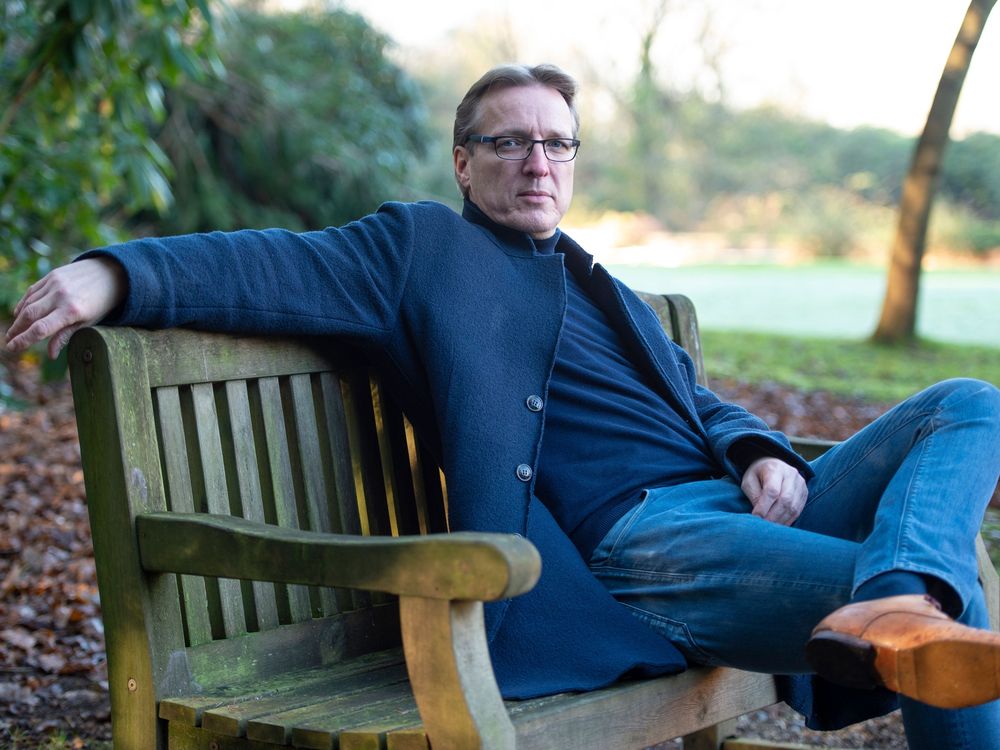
(978, 534, 1000, 629)
(137, 328, 336, 387)
(264, 690, 418, 747)
(256, 375, 314, 622)
(155, 386, 213, 647)
(68, 328, 185, 749)
(722, 739, 821, 750)
(684, 717, 737, 749)
(206, 662, 408, 739)
(83, 292, 993, 750)
(399, 596, 515, 750)
(136, 512, 541, 600)
(512, 667, 777, 750)
(161, 628, 403, 726)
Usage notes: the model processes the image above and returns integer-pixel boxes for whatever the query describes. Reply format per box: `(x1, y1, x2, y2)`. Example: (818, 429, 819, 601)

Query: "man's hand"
(4, 257, 127, 359)
(741, 457, 808, 525)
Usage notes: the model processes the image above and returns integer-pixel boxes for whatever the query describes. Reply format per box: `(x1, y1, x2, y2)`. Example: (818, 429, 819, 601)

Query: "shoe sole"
(805, 631, 882, 691)
(807, 631, 1000, 708)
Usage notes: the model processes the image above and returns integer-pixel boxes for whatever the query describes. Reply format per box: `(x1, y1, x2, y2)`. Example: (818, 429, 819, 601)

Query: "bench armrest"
(136, 512, 541, 601)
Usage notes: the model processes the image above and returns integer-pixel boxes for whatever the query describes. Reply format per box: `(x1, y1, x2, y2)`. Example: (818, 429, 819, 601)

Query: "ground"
(0, 357, 983, 749)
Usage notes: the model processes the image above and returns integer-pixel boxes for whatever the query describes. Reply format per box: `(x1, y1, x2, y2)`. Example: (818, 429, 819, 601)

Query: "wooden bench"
(67, 292, 999, 750)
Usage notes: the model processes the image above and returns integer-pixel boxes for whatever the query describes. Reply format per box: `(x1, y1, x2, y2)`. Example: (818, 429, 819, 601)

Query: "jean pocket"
(588, 490, 650, 568)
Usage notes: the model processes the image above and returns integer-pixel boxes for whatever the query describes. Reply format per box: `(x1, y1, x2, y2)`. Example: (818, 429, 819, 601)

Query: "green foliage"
(148, 7, 431, 234)
(0, 0, 222, 312)
(931, 199, 1000, 255)
(563, 71, 1000, 253)
(701, 329, 1000, 402)
(940, 132, 1000, 221)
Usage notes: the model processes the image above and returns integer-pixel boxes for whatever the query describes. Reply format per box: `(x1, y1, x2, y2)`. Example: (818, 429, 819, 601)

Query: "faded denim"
(589, 378, 1000, 748)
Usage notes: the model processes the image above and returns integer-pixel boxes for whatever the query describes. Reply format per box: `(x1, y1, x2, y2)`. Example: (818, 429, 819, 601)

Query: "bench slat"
(160, 652, 400, 728)
(225, 379, 281, 631)
(346, 372, 393, 538)
(319, 372, 369, 613)
(511, 667, 777, 750)
(319, 371, 364, 536)
(156, 386, 213, 647)
(373, 381, 421, 537)
(139, 330, 335, 387)
(346, 728, 428, 750)
(203, 662, 409, 737)
(289, 373, 340, 617)
(292, 698, 424, 750)
(192, 382, 248, 638)
(255, 690, 418, 748)
(161, 614, 403, 726)
(256, 376, 314, 623)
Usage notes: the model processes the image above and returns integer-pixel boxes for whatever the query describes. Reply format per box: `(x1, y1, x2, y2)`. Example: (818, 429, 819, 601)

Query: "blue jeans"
(588, 378, 1000, 749)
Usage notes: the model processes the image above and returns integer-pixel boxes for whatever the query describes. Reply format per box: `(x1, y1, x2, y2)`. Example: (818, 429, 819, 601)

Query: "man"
(6, 64, 1000, 748)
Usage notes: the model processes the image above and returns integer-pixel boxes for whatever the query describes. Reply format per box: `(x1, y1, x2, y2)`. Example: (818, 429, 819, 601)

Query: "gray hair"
(452, 63, 580, 153)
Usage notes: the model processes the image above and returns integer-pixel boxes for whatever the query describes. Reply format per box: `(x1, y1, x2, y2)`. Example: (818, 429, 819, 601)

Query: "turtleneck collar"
(460, 198, 591, 276)
(461, 199, 557, 257)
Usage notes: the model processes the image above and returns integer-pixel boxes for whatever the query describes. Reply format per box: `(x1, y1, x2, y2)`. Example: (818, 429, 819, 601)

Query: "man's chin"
(507, 210, 561, 238)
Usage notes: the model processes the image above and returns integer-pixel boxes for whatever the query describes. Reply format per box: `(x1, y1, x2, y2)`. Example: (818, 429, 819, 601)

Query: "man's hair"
(452, 64, 580, 197)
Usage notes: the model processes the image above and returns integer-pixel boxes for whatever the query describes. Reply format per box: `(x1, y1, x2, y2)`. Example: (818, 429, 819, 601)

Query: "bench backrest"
(67, 292, 703, 734)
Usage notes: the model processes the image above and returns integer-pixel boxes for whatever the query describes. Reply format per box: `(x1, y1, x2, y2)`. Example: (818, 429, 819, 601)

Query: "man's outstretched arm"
(4, 257, 127, 359)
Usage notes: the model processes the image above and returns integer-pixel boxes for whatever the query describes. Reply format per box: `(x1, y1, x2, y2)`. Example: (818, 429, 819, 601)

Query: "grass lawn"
(700, 329, 1000, 402)
(608, 262, 1000, 348)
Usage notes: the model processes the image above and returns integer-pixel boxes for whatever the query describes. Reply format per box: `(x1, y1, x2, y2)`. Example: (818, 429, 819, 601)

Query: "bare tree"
(872, 0, 996, 343)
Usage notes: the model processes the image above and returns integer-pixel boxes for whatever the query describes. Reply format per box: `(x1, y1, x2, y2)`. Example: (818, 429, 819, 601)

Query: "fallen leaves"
(0, 357, 110, 744)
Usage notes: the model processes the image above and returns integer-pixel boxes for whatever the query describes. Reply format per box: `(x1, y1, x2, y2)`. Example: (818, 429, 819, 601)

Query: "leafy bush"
(0, 0, 221, 312)
(146, 8, 431, 235)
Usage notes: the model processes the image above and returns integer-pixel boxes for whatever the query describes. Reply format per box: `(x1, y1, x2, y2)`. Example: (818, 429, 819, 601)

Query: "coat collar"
(461, 199, 595, 278)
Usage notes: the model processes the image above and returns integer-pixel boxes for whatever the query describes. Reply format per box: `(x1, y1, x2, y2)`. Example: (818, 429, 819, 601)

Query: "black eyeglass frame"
(465, 134, 581, 162)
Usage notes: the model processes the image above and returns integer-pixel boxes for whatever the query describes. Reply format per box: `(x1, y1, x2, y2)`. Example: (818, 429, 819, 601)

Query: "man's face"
(454, 84, 576, 239)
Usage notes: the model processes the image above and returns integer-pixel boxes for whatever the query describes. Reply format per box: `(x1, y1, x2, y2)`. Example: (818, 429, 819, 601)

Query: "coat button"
(516, 464, 533, 482)
(526, 395, 544, 412)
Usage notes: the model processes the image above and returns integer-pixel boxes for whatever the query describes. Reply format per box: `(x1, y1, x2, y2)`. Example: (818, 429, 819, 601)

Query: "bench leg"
(399, 596, 515, 750)
(682, 718, 737, 750)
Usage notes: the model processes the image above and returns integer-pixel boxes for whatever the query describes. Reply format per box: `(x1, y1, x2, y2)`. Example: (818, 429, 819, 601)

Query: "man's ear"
(454, 146, 472, 193)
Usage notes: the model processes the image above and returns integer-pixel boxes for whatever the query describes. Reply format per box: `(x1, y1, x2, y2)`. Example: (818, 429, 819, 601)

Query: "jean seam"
(593, 564, 851, 593)
(618, 602, 713, 663)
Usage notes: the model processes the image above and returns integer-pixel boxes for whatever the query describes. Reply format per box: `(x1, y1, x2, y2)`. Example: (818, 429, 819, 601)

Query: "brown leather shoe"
(805, 594, 1000, 709)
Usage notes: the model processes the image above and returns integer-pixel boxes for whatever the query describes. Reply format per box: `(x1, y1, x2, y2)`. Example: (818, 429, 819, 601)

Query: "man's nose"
(522, 143, 551, 175)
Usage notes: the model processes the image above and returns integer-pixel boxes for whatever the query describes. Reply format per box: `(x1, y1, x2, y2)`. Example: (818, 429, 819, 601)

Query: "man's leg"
(800, 377, 1000, 614)
(589, 378, 1000, 745)
(588, 477, 856, 673)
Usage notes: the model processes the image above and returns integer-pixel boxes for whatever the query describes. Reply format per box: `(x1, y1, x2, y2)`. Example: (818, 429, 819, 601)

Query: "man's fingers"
(742, 457, 808, 526)
(5, 258, 125, 356)
(48, 323, 85, 360)
(11, 277, 46, 319)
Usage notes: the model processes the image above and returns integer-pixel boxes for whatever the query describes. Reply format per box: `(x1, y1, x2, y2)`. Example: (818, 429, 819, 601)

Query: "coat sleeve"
(677, 341, 814, 480)
(81, 201, 419, 344)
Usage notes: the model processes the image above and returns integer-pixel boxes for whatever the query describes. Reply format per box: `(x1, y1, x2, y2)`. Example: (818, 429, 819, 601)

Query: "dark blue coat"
(89, 199, 893, 728)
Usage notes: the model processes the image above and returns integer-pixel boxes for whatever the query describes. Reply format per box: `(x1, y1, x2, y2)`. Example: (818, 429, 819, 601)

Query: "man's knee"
(922, 378, 1000, 421)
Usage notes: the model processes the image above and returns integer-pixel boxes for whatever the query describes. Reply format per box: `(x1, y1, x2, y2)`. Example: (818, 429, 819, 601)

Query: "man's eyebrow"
(495, 128, 575, 138)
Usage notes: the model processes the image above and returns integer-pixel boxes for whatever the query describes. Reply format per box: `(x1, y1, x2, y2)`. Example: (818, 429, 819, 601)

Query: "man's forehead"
(476, 84, 574, 133)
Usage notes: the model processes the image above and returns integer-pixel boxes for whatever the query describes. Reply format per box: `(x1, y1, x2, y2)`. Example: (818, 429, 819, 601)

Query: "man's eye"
(546, 139, 570, 152)
(497, 137, 524, 149)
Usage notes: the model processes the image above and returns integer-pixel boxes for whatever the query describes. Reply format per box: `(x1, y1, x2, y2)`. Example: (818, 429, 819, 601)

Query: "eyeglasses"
(466, 134, 581, 162)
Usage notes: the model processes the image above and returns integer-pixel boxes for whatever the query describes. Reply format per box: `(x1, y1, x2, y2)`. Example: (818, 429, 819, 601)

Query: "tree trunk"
(872, 0, 996, 343)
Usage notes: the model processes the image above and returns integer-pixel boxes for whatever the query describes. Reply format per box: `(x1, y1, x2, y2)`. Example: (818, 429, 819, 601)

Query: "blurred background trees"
(0, 0, 222, 311)
(2, 0, 998, 324)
